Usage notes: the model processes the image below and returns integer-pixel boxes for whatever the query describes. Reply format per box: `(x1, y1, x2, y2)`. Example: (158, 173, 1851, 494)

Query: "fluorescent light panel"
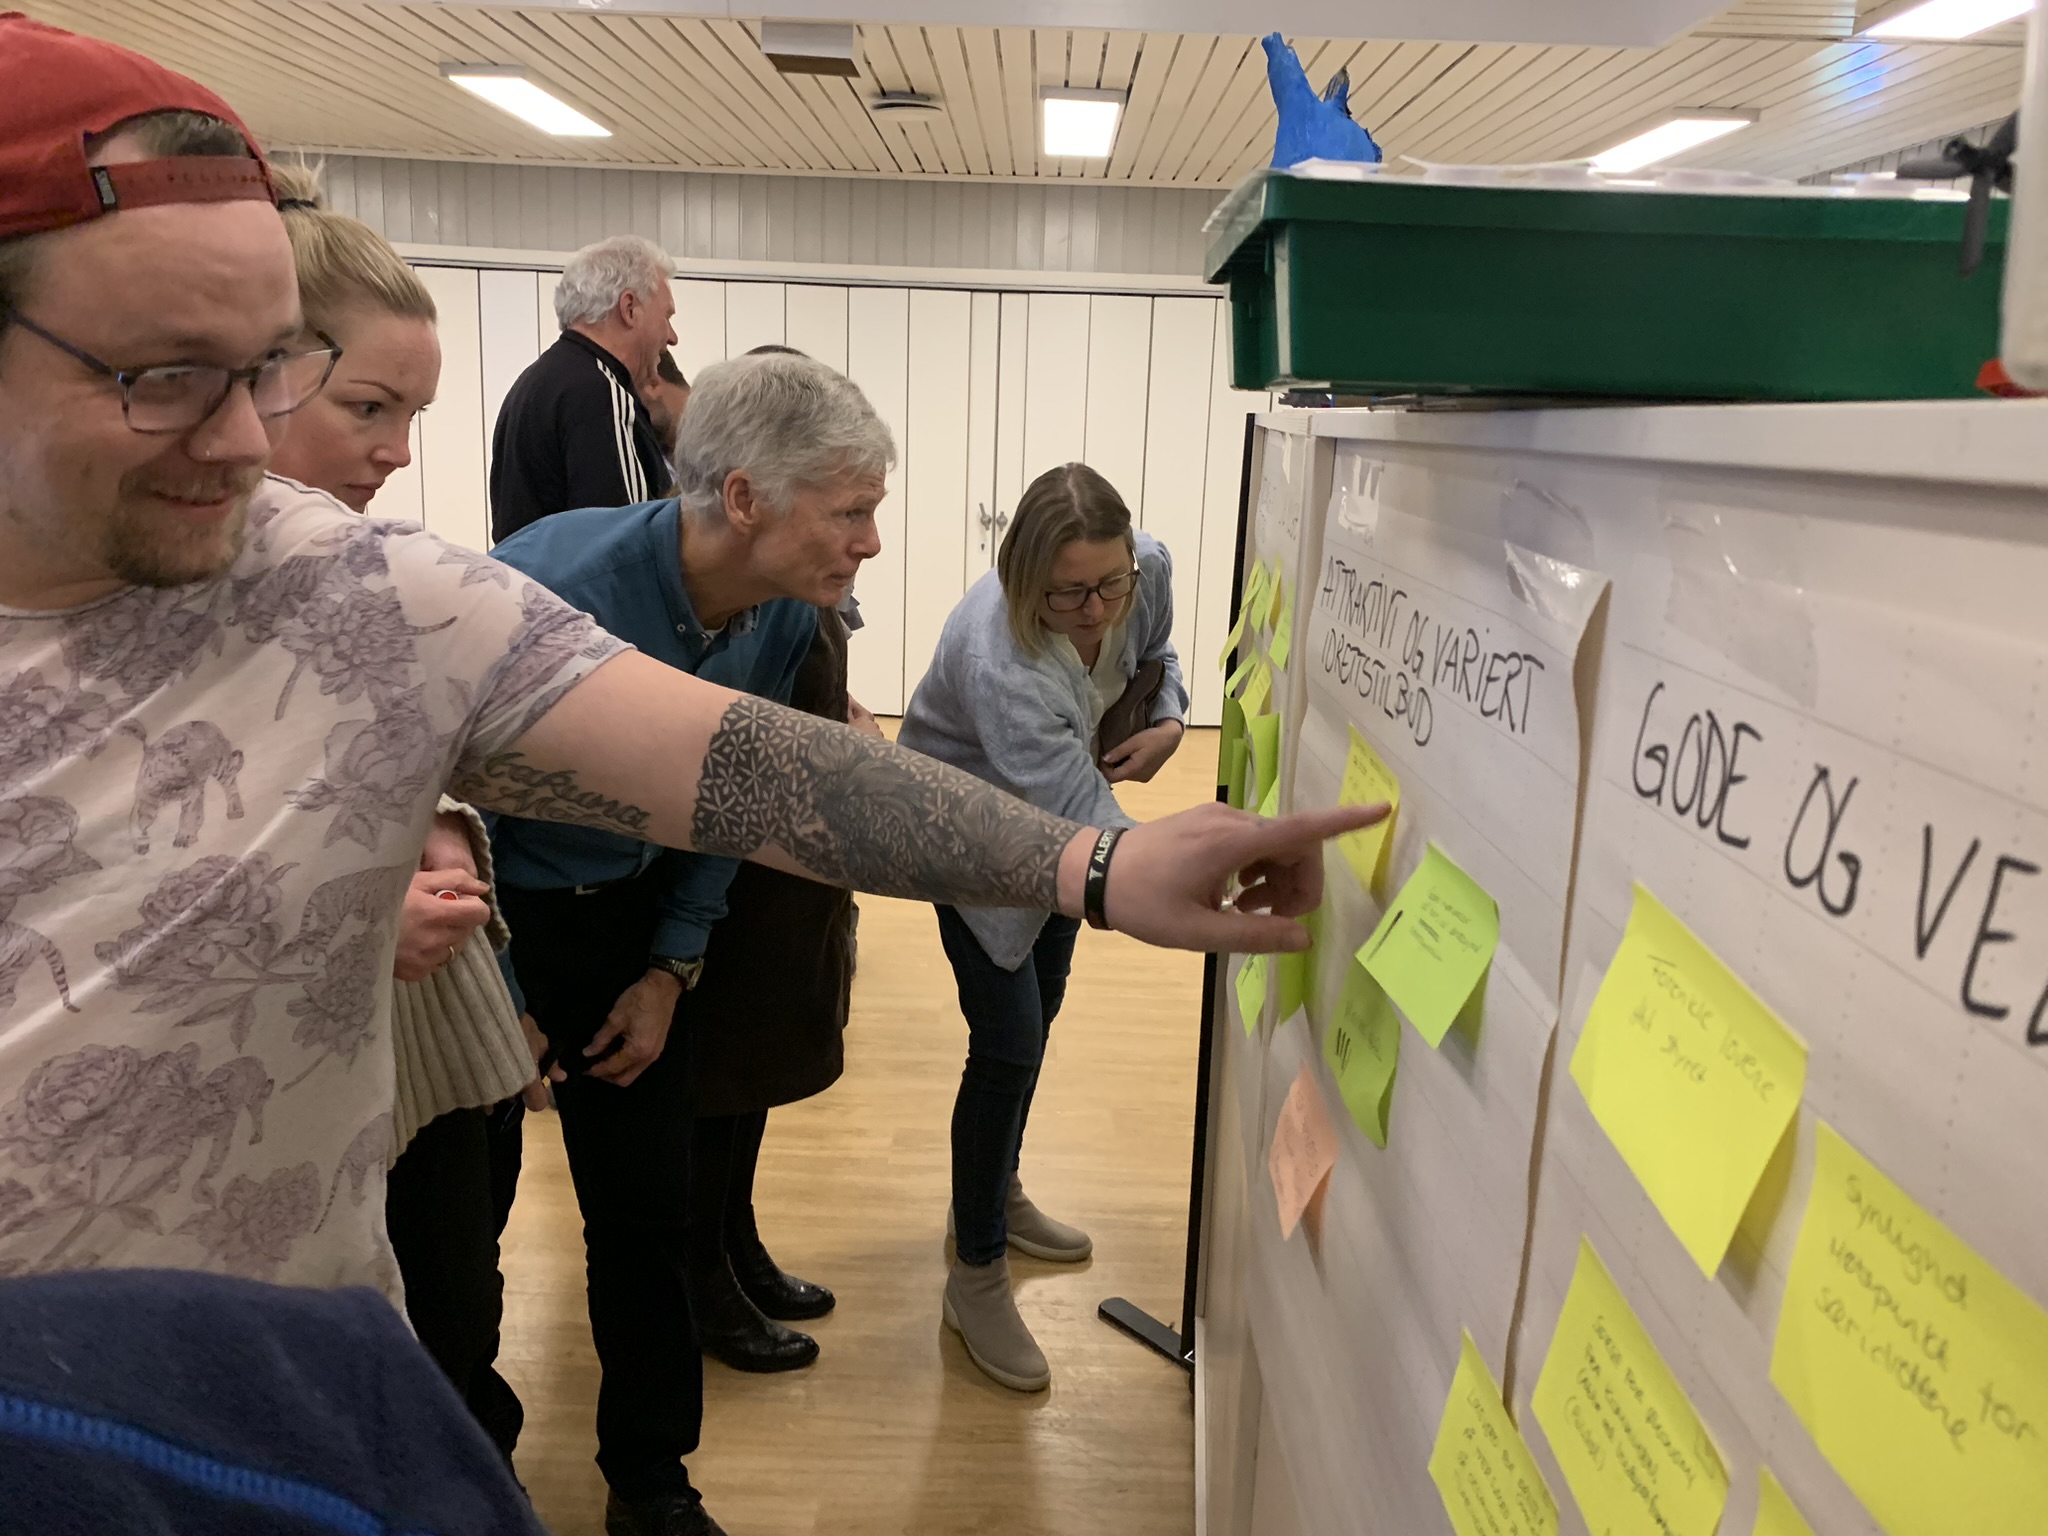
(1589, 114, 1755, 173)
(1042, 89, 1124, 159)
(1864, 0, 2033, 38)
(441, 67, 610, 137)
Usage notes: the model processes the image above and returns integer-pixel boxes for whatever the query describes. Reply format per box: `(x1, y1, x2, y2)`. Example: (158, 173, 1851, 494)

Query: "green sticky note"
(1241, 659, 1274, 718)
(1257, 777, 1279, 818)
(1217, 697, 1246, 789)
(1247, 712, 1281, 809)
(1336, 726, 1401, 898)
(1324, 959, 1399, 1146)
(1226, 738, 1249, 810)
(1217, 605, 1250, 673)
(1277, 948, 1311, 1020)
(1358, 844, 1498, 1048)
(1270, 594, 1295, 670)
(1262, 566, 1286, 632)
(1224, 651, 1257, 699)
(1235, 953, 1270, 1036)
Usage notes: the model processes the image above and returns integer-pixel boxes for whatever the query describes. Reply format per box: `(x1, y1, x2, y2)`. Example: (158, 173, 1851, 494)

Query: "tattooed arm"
(455, 651, 1382, 954)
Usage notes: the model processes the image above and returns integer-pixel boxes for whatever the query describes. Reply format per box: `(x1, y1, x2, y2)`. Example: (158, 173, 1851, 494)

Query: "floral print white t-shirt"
(0, 476, 627, 1296)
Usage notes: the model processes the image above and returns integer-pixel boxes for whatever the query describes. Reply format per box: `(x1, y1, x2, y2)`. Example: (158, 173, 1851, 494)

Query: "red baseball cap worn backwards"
(0, 11, 276, 242)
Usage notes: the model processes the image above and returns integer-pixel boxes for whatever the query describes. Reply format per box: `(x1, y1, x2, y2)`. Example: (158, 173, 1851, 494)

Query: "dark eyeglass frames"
(0, 308, 341, 435)
(1044, 568, 1138, 613)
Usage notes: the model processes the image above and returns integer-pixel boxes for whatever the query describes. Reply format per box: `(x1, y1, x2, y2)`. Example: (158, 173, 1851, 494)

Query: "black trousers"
(684, 1109, 768, 1279)
(499, 871, 701, 1502)
(385, 1105, 525, 1462)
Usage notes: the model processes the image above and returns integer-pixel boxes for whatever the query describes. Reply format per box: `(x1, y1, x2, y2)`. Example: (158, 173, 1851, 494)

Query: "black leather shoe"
(604, 1490, 728, 1536)
(730, 1237, 836, 1322)
(690, 1259, 820, 1372)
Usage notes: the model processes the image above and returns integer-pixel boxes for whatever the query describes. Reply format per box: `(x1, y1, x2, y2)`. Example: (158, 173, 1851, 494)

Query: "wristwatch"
(649, 955, 704, 990)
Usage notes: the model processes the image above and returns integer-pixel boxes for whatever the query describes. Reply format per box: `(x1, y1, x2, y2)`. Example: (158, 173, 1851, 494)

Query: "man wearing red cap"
(0, 12, 1370, 1536)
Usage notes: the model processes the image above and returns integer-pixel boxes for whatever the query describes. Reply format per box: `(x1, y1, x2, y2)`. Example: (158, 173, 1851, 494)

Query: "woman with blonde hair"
(268, 164, 538, 1462)
(898, 461, 1187, 1391)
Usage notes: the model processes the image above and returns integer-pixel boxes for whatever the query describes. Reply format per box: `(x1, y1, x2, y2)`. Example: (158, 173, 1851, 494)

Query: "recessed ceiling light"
(1864, 0, 2033, 39)
(1042, 88, 1125, 159)
(1589, 112, 1758, 173)
(440, 65, 610, 137)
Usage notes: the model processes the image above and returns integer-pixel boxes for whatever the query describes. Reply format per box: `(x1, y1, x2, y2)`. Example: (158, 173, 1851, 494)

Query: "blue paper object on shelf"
(1263, 33, 1382, 170)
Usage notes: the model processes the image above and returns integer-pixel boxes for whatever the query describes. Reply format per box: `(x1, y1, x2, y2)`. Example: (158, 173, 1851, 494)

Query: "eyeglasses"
(1044, 569, 1137, 613)
(0, 309, 341, 435)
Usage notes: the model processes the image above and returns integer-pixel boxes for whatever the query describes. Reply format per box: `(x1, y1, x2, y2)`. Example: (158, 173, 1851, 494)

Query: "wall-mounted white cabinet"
(391, 263, 1262, 723)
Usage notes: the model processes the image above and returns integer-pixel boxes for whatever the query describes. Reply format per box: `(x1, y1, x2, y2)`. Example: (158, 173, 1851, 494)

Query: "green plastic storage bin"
(1204, 170, 2010, 402)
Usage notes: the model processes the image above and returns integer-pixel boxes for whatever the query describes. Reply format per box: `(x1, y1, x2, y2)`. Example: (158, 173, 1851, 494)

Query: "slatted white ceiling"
(18, 0, 2028, 186)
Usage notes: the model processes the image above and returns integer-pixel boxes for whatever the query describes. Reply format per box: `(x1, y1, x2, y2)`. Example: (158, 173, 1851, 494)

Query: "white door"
(902, 288, 974, 705)
(414, 266, 491, 554)
(724, 282, 786, 358)
(671, 278, 727, 383)
(1019, 292, 1090, 490)
(986, 291, 1030, 575)
(1142, 297, 1219, 715)
(1082, 294, 1153, 516)
(785, 285, 849, 372)
(477, 268, 540, 488)
(844, 286, 910, 715)
(964, 291, 1002, 580)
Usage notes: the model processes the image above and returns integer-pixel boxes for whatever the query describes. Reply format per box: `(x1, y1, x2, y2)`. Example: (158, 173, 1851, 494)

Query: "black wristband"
(1084, 826, 1125, 932)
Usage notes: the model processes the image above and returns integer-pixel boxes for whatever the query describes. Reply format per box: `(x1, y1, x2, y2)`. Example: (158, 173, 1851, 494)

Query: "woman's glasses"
(1, 309, 341, 435)
(1044, 569, 1137, 614)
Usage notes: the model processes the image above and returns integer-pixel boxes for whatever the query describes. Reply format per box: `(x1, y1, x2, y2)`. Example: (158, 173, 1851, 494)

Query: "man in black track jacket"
(490, 235, 677, 542)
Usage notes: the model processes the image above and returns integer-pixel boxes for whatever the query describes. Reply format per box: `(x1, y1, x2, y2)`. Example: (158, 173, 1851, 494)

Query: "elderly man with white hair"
(489, 233, 678, 542)
(483, 351, 888, 1536)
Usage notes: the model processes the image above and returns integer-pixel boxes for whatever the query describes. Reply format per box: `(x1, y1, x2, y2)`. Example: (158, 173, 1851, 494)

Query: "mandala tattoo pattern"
(690, 696, 1078, 909)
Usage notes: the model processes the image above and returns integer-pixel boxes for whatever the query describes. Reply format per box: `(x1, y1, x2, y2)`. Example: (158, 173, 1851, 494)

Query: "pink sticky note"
(1269, 1063, 1340, 1241)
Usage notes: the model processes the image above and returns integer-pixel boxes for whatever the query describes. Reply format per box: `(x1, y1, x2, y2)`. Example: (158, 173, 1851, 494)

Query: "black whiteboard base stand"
(1095, 414, 1257, 1392)
(1097, 1297, 1191, 1369)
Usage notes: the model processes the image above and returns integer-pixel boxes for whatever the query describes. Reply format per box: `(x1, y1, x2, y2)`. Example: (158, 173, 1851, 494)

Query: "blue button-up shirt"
(486, 497, 818, 974)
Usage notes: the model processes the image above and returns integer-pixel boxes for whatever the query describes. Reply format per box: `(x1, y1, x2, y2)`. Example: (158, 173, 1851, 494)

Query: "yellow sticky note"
(1533, 1238, 1729, 1536)
(1323, 959, 1399, 1147)
(1752, 1470, 1816, 1536)
(1241, 659, 1274, 719)
(1430, 1329, 1560, 1536)
(1268, 1061, 1338, 1240)
(1235, 953, 1270, 1036)
(1770, 1123, 2048, 1536)
(1226, 738, 1249, 810)
(1335, 727, 1401, 898)
(1248, 712, 1281, 809)
(1218, 603, 1251, 672)
(1359, 844, 1498, 1048)
(1257, 778, 1279, 818)
(1263, 565, 1286, 631)
(1270, 594, 1295, 670)
(1277, 938, 1313, 1022)
(1224, 652, 1257, 699)
(1570, 885, 1807, 1277)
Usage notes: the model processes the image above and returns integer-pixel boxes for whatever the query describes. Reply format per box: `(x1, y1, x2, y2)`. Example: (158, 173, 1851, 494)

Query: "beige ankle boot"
(943, 1255, 1050, 1392)
(1004, 1177, 1092, 1262)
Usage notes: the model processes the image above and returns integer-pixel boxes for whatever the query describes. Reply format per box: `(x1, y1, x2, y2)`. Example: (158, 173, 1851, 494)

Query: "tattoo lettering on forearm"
(691, 696, 1079, 908)
(458, 750, 654, 838)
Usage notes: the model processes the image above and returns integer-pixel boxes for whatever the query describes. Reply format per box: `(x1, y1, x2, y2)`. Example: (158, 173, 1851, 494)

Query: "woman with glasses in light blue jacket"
(898, 461, 1188, 1393)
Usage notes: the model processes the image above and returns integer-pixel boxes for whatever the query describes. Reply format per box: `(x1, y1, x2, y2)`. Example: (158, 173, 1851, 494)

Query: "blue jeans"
(935, 907, 1082, 1267)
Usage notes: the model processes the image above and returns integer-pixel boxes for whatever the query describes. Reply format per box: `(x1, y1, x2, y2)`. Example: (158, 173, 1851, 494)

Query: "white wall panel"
(1140, 297, 1219, 699)
(477, 268, 540, 476)
(1082, 294, 1154, 515)
(724, 281, 787, 357)
(536, 272, 561, 343)
(845, 287, 911, 715)
(671, 278, 728, 383)
(414, 266, 491, 554)
(1021, 292, 1091, 490)
(965, 291, 1002, 579)
(903, 288, 976, 704)
(323, 155, 1222, 279)
(785, 285, 850, 371)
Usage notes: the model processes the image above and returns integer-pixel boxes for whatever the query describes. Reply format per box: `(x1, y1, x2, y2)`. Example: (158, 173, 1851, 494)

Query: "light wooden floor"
(500, 729, 1220, 1536)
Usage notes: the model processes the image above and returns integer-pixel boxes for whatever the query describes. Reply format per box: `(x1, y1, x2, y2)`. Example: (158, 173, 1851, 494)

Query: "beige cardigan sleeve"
(387, 797, 535, 1158)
